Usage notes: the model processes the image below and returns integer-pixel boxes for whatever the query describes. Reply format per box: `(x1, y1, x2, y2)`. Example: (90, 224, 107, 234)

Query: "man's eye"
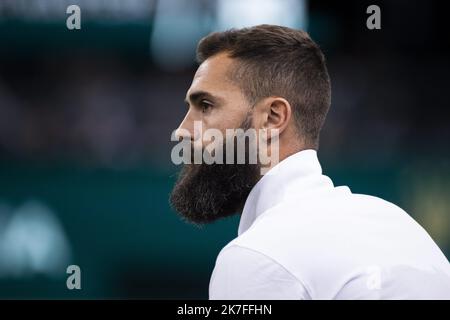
(200, 101, 213, 113)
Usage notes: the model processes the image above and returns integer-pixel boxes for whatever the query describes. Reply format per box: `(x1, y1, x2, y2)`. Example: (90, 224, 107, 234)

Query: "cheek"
(207, 103, 249, 132)
(201, 112, 226, 133)
(199, 112, 237, 150)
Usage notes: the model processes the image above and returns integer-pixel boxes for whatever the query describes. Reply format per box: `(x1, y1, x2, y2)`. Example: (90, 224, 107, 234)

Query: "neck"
(259, 137, 309, 175)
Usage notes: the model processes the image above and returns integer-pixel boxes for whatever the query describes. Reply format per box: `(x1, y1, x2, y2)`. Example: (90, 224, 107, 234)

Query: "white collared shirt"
(209, 150, 450, 299)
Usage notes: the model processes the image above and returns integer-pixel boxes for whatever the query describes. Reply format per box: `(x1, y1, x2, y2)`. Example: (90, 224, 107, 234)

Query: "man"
(170, 25, 450, 299)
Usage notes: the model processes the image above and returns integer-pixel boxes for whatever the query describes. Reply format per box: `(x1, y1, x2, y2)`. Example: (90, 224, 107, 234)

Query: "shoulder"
(234, 191, 431, 255)
(209, 244, 311, 300)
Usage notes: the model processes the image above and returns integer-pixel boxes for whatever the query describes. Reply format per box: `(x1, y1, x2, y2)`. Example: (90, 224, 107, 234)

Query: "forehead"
(187, 53, 240, 97)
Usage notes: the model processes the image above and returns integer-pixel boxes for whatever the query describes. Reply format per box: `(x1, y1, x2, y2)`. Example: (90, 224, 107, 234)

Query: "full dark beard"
(169, 117, 261, 225)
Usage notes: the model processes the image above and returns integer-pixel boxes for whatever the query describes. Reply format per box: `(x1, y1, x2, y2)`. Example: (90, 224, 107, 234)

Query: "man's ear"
(256, 96, 292, 137)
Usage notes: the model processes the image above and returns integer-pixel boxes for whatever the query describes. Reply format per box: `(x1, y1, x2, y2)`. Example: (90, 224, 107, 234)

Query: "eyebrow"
(184, 90, 224, 105)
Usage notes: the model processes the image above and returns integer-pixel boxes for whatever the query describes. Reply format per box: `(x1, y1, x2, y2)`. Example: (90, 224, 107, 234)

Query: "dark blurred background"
(0, 0, 449, 299)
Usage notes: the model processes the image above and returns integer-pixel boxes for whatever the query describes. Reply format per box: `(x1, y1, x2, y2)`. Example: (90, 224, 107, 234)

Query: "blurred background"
(0, 0, 449, 299)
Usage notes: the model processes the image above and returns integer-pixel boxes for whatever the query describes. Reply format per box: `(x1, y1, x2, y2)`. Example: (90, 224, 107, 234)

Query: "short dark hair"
(196, 24, 331, 149)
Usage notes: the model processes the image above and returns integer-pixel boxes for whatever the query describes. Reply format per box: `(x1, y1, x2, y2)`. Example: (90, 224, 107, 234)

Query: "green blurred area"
(0, 160, 238, 299)
(0, 20, 153, 57)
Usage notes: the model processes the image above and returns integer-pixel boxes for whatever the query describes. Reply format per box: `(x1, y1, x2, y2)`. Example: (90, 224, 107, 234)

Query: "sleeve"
(209, 244, 310, 300)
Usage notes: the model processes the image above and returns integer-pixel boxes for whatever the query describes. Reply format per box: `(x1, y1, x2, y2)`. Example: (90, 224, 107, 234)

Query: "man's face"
(169, 53, 261, 225)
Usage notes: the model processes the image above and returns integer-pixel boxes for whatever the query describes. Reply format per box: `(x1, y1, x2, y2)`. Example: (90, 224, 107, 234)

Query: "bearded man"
(170, 25, 450, 299)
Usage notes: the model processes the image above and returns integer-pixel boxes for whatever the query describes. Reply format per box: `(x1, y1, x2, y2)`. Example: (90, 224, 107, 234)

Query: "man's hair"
(196, 24, 331, 149)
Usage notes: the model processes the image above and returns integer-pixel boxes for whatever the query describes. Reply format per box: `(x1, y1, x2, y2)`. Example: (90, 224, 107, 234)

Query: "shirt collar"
(238, 149, 331, 236)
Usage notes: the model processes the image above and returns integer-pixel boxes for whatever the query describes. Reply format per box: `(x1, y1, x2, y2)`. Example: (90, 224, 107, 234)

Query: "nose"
(174, 109, 200, 141)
